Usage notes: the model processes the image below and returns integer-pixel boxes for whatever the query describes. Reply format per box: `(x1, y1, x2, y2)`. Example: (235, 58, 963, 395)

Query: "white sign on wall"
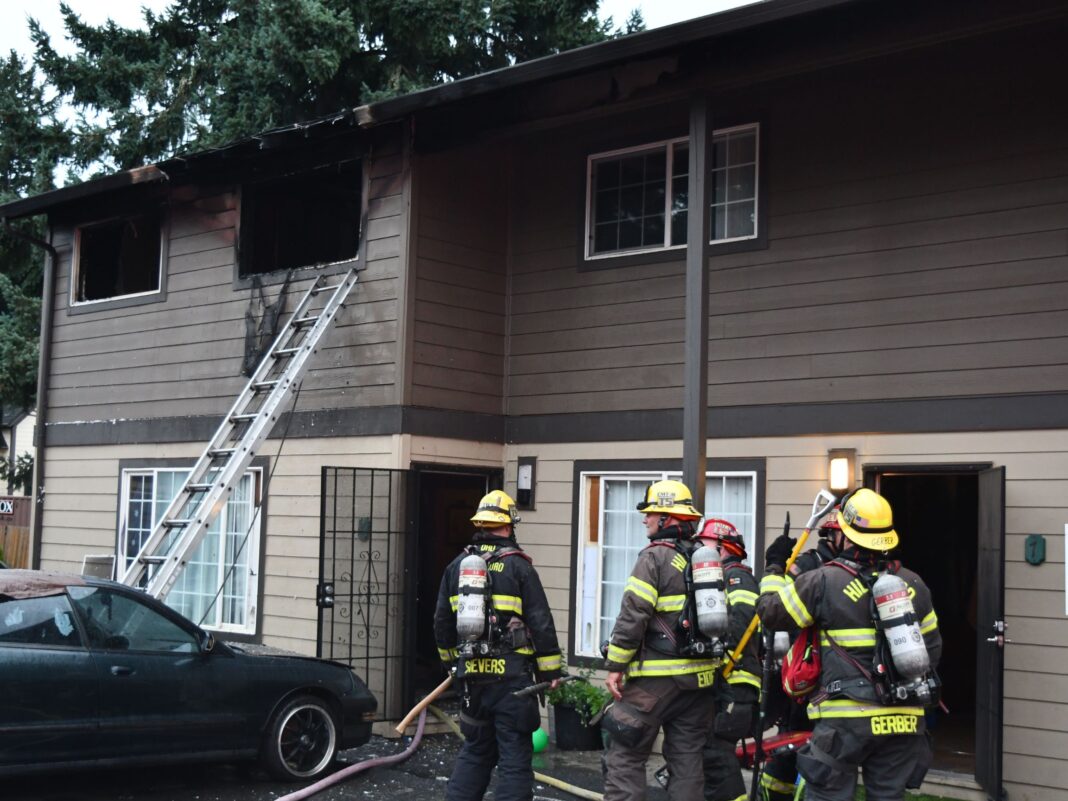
(0, 499, 13, 515)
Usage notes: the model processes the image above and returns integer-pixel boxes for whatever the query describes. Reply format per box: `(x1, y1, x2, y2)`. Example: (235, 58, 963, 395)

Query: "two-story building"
(3, 1, 1067, 798)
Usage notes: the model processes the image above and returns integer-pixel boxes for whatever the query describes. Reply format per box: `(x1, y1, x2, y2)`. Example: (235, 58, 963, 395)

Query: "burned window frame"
(237, 158, 363, 279)
(69, 210, 167, 308)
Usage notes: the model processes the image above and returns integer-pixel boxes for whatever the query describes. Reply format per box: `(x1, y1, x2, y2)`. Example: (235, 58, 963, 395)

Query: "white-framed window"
(574, 469, 757, 658)
(584, 123, 759, 260)
(71, 212, 164, 305)
(119, 467, 262, 634)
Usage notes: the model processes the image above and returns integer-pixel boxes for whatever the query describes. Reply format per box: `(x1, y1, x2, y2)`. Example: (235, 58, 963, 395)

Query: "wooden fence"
(1, 495, 31, 567)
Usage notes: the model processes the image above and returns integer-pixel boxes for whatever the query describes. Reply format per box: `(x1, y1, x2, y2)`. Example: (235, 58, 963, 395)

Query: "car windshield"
(68, 586, 199, 653)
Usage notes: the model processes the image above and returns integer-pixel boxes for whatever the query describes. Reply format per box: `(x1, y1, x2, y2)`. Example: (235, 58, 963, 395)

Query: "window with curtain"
(120, 468, 261, 634)
(575, 470, 757, 658)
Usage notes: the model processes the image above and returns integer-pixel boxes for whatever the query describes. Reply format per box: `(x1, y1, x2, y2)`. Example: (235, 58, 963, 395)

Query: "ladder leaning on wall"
(119, 266, 360, 599)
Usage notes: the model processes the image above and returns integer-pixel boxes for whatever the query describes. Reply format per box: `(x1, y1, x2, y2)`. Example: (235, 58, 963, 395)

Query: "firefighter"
(698, 518, 760, 801)
(760, 514, 843, 801)
(756, 489, 942, 801)
(602, 479, 720, 801)
(433, 489, 564, 801)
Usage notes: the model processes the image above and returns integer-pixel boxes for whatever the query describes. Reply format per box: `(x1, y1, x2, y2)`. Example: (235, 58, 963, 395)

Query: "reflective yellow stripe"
(625, 576, 658, 606)
(438, 646, 458, 662)
(491, 594, 523, 614)
(761, 773, 795, 795)
(822, 628, 876, 648)
(760, 574, 786, 594)
(449, 595, 459, 612)
(515, 646, 535, 655)
(607, 643, 637, 664)
(779, 582, 814, 628)
(724, 794, 748, 801)
(536, 654, 562, 671)
(655, 594, 686, 612)
(920, 610, 938, 634)
(727, 589, 758, 606)
(807, 698, 924, 719)
(727, 668, 762, 690)
(628, 658, 720, 677)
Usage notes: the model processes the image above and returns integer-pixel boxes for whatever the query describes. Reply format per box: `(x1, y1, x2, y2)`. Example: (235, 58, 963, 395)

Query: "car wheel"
(261, 694, 339, 781)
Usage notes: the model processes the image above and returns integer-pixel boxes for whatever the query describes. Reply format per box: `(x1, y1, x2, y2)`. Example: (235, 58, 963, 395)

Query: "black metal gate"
(317, 467, 413, 720)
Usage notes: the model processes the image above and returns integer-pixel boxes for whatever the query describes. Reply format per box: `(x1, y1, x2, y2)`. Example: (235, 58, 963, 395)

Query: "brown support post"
(683, 96, 711, 509)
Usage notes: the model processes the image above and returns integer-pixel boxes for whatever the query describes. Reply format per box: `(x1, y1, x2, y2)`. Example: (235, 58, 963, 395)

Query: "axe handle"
(395, 674, 453, 734)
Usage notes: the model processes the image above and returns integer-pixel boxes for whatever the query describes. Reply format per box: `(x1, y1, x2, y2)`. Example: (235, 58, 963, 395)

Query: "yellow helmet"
(836, 488, 898, 551)
(636, 479, 701, 520)
(471, 490, 520, 528)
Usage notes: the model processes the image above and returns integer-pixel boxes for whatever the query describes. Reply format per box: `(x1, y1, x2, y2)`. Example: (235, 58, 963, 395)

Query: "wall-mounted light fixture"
(517, 457, 536, 510)
(827, 448, 856, 493)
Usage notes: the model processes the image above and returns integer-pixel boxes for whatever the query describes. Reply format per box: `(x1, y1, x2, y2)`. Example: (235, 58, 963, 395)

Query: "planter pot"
(552, 704, 603, 751)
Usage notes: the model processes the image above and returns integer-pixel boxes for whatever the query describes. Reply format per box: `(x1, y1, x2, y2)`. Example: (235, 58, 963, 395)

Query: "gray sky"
(1, 1, 758, 59)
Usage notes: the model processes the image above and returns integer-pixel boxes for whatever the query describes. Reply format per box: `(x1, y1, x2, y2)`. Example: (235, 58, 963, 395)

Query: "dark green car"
(0, 570, 376, 780)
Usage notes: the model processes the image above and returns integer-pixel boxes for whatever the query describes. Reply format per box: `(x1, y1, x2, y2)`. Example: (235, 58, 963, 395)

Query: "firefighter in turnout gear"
(698, 519, 760, 801)
(756, 489, 942, 801)
(761, 514, 844, 801)
(434, 490, 564, 801)
(602, 480, 720, 801)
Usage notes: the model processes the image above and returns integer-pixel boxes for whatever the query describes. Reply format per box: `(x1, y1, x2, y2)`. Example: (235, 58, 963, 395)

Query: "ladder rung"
(208, 448, 236, 458)
(311, 283, 344, 294)
(140, 555, 167, 564)
(253, 380, 280, 392)
(231, 413, 258, 423)
(293, 315, 320, 326)
(186, 483, 212, 492)
(273, 348, 300, 358)
(162, 519, 192, 528)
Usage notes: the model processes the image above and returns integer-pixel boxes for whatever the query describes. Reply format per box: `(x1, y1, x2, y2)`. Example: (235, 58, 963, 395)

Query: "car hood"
(224, 641, 353, 671)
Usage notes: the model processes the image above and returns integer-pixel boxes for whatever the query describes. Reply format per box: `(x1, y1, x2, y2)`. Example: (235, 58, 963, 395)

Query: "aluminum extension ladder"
(119, 266, 361, 599)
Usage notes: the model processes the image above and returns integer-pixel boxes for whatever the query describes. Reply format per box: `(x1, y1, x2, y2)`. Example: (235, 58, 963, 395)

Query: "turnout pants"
(447, 676, 541, 801)
(702, 683, 757, 801)
(603, 676, 716, 801)
(795, 719, 932, 801)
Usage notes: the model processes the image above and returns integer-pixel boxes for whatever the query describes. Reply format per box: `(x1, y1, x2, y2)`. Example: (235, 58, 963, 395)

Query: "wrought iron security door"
(317, 467, 413, 720)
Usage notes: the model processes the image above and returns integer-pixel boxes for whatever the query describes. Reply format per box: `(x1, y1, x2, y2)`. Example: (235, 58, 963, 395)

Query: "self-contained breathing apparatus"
(823, 560, 940, 707)
(455, 544, 532, 661)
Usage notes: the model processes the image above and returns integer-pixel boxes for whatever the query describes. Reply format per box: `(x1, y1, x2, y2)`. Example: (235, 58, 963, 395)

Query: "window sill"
(578, 234, 766, 272)
(232, 256, 360, 291)
(65, 289, 168, 316)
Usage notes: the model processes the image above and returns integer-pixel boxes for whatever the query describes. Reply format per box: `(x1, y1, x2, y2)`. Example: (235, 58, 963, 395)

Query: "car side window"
(0, 594, 81, 647)
(68, 586, 199, 653)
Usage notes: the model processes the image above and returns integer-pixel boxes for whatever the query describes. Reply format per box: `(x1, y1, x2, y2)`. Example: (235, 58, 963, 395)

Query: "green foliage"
(546, 670, 610, 725)
(0, 276, 41, 409)
(30, 0, 645, 171)
(0, 452, 34, 495)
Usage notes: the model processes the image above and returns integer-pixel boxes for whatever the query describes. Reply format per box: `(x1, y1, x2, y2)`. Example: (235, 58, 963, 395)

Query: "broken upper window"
(239, 160, 361, 276)
(73, 213, 162, 303)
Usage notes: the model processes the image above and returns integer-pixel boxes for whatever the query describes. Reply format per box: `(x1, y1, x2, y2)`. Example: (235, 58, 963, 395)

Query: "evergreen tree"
(32, 0, 644, 172)
(0, 50, 70, 408)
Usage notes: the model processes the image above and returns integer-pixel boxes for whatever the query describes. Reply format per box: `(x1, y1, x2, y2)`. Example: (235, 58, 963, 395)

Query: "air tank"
(456, 553, 488, 641)
(691, 544, 728, 639)
(872, 572, 929, 680)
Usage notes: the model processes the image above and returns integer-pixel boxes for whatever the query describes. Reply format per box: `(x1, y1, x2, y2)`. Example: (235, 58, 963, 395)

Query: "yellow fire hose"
(427, 704, 604, 801)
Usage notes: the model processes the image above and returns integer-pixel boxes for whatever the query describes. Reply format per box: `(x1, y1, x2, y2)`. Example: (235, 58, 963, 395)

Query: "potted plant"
(546, 670, 610, 751)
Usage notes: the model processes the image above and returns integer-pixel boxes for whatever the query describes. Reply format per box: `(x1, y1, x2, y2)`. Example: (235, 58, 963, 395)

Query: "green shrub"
(546, 669, 611, 725)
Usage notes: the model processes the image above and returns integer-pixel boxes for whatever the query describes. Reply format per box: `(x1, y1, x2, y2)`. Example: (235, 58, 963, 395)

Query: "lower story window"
(120, 468, 261, 634)
(575, 470, 756, 658)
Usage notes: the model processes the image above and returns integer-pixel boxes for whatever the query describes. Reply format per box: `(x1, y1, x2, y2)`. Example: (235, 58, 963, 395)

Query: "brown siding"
(409, 145, 507, 415)
(505, 37, 1068, 417)
(45, 127, 406, 425)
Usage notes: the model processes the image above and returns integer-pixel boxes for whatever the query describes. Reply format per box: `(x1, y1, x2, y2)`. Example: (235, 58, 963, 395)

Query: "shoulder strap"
(827, 558, 860, 577)
(488, 544, 533, 564)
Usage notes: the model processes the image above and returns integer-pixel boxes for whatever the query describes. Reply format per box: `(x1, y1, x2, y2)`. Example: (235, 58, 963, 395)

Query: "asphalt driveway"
(5, 731, 667, 801)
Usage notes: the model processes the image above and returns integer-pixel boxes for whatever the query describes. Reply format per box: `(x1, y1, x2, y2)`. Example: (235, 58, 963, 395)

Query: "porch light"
(827, 449, 856, 493)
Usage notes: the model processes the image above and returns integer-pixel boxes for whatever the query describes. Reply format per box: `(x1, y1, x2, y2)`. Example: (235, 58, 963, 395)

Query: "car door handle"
(110, 665, 135, 676)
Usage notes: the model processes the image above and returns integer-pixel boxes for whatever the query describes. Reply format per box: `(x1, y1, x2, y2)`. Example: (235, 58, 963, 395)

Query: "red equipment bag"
(782, 626, 820, 699)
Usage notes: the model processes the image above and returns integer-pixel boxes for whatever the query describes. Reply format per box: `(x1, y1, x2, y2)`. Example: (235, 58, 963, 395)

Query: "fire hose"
(280, 672, 603, 801)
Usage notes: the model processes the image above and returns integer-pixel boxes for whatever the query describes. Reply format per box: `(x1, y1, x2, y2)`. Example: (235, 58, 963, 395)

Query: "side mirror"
(200, 631, 215, 653)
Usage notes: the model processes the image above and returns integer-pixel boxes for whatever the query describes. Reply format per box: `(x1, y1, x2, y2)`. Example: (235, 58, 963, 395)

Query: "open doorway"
(868, 467, 982, 775)
(411, 465, 501, 697)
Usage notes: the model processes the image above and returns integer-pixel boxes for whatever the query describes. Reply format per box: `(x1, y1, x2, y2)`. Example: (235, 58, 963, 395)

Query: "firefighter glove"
(764, 532, 795, 572)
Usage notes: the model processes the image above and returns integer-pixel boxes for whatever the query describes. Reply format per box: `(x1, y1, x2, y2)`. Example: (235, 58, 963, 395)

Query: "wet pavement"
(5, 729, 669, 801)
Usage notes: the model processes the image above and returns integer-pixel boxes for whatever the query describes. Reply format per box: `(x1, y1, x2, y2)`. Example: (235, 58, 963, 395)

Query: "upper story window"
(239, 159, 361, 276)
(72, 212, 163, 304)
(585, 123, 759, 261)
